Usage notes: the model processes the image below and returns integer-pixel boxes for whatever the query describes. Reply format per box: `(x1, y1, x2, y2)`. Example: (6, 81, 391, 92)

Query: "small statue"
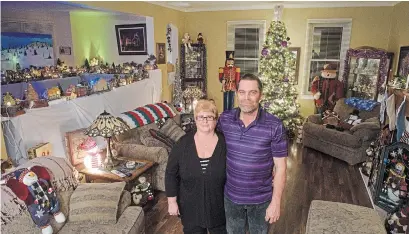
(197, 33, 204, 44)
(182, 33, 192, 50)
(130, 176, 154, 206)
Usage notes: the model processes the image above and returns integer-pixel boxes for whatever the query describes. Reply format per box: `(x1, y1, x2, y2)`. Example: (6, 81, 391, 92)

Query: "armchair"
(303, 98, 380, 165)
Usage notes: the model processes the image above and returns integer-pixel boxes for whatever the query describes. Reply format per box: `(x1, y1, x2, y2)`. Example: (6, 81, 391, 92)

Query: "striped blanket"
(1, 156, 79, 225)
(119, 102, 177, 129)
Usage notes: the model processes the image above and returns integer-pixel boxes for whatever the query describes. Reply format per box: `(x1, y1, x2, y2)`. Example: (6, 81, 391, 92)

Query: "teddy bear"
(311, 63, 344, 114)
(5, 166, 66, 234)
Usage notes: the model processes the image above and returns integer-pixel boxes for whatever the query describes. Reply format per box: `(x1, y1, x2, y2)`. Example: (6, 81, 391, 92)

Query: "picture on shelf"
(156, 43, 166, 64)
(397, 46, 409, 78)
(289, 47, 301, 85)
(115, 24, 148, 55)
(1, 32, 54, 70)
(59, 46, 71, 55)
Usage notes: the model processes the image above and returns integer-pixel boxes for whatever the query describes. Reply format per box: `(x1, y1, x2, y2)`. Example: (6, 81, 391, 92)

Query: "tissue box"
(27, 143, 52, 159)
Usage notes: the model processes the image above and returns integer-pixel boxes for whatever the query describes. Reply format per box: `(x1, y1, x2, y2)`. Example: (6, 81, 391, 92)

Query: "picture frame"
(397, 46, 409, 78)
(115, 24, 148, 55)
(289, 47, 301, 85)
(64, 128, 89, 168)
(156, 43, 166, 64)
(373, 142, 409, 213)
(59, 46, 71, 55)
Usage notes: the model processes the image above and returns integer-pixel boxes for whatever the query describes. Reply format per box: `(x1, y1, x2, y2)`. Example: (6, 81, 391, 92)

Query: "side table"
(79, 157, 156, 211)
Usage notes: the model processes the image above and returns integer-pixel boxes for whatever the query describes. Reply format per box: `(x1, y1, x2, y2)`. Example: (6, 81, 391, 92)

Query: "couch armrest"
(307, 114, 323, 124)
(352, 127, 380, 142)
(116, 206, 145, 233)
(117, 190, 132, 217)
(350, 122, 380, 132)
(116, 143, 168, 191)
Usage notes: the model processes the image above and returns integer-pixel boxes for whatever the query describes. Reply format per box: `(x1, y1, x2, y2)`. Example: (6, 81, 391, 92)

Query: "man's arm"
(265, 123, 288, 223)
(272, 157, 286, 204)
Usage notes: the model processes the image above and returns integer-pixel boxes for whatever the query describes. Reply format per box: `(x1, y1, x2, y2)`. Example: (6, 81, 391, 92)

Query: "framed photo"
(373, 142, 409, 213)
(59, 46, 71, 55)
(115, 24, 148, 55)
(397, 46, 409, 78)
(289, 47, 301, 85)
(156, 43, 166, 64)
(65, 128, 89, 168)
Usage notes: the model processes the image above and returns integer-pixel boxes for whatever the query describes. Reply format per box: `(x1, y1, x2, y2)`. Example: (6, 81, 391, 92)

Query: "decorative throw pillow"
(69, 182, 126, 225)
(149, 129, 175, 148)
(115, 128, 142, 144)
(118, 102, 177, 129)
(322, 110, 340, 126)
(159, 119, 186, 142)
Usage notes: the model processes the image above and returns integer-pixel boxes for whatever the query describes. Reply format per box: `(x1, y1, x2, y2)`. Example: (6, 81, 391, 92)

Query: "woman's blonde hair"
(194, 99, 218, 119)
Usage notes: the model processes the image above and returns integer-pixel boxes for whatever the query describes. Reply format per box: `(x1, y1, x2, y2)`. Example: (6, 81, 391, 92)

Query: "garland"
(167, 26, 172, 53)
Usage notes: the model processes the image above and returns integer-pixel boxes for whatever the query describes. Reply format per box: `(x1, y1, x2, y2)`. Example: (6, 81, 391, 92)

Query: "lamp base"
(103, 156, 120, 170)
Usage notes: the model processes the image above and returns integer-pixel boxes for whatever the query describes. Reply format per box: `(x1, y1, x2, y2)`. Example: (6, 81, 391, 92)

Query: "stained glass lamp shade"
(85, 110, 129, 169)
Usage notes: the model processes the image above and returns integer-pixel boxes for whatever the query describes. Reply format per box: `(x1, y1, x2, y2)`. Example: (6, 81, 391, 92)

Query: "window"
(227, 20, 266, 76)
(302, 19, 352, 97)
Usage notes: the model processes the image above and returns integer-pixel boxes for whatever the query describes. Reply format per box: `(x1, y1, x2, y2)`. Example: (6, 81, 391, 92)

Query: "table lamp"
(85, 110, 129, 170)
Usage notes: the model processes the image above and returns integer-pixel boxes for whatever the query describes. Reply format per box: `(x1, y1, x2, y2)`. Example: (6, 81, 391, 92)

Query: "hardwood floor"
(145, 143, 373, 234)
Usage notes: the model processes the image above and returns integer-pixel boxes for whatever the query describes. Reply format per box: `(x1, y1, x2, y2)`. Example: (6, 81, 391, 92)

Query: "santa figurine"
(219, 51, 240, 111)
(311, 63, 344, 114)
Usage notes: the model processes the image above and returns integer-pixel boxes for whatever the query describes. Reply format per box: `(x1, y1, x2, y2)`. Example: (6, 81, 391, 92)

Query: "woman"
(165, 99, 227, 234)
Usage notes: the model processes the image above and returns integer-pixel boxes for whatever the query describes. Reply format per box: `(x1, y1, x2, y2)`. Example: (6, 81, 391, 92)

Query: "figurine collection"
(1, 56, 155, 117)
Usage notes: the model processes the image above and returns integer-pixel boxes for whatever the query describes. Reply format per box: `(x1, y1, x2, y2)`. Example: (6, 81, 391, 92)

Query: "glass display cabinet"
(343, 47, 394, 100)
(180, 43, 207, 96)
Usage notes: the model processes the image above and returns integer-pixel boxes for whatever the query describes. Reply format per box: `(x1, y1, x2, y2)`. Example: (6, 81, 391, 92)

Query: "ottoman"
(306, 200, 386, 234)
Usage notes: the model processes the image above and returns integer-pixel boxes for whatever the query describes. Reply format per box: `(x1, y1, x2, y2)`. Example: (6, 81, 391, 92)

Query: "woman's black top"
(165, 131, 226, 229)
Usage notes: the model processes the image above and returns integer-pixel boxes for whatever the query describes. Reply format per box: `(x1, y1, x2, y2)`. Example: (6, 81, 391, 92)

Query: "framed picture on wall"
(115, 24, 148, 55)
(397, 46, 409, 78)
(156, 43, 166, 64)
(289, 47, 301, 85)
(59, 46, 71, 55)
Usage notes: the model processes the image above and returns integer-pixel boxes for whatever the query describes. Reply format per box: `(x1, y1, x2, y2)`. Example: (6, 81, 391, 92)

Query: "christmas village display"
(1, 55, 156, 117)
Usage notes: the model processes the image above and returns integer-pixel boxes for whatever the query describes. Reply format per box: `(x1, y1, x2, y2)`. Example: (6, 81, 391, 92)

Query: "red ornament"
(48, 188, 53, 193)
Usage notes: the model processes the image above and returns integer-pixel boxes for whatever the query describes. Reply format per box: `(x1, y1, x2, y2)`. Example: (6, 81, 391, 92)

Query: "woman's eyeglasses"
(196, 116, 216, 121)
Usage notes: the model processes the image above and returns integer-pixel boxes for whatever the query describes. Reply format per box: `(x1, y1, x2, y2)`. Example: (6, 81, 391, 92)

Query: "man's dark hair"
(237, 73, 263, 92)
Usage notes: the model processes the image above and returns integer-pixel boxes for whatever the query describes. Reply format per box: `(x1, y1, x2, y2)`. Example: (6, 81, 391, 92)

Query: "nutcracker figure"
(311, 63, 344, 114)
(219, 51, 240, 111)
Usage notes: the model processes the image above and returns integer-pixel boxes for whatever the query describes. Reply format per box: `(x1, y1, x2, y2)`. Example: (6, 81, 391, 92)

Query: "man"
(217, 73, 287, 234)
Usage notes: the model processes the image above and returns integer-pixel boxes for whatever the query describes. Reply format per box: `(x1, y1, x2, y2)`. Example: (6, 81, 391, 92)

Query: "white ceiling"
(1, 1, 146, 20)
(149, 1, 400, 12)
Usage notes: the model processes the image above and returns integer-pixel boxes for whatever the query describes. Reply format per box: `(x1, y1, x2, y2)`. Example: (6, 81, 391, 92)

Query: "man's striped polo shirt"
(218, 107, 288, 205)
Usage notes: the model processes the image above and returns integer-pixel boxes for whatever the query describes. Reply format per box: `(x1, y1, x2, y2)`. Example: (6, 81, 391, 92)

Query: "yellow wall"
(388, 1, 409, 74)
(1, 128, 8, 160)
(77, 2, 407, 116)
(76, 1, 185, 102)
(184, 6, 394, 116)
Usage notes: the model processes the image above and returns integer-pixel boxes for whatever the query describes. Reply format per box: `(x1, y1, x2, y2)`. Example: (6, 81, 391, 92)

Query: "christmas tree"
(259, 11, 303, 137)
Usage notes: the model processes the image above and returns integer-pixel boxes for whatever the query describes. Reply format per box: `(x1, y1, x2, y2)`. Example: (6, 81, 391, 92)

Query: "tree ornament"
(261, 48, 270, 56)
